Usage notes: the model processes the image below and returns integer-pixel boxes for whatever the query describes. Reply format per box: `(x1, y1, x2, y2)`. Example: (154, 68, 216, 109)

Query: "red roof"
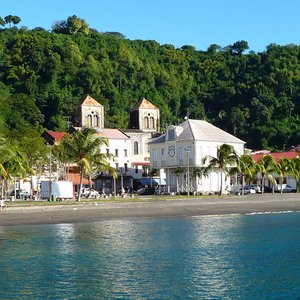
(66, 173, 91, 185)
(251, 151, 299, 163)
(47, 131, 66, 142)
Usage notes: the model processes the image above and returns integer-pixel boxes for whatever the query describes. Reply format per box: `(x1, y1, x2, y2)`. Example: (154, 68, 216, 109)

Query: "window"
(178, 147, 183, 160)
(144, 116, 149, 128)
(106, 148, 110, 155)
(93, 114, 99, 127)
(115, 149, 119, 157)
(150, 117, 155, 129)
(134, 142, 139, 155)
(168, 129, 175, 140)
(124, 149, 128, 157)
(152, 149, 157, 161)
(115, 163, 119, 170)
(87, 114, 92, 127)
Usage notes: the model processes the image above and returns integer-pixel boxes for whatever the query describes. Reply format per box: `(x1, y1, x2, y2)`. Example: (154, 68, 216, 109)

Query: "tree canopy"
(0, 16, 299, 150)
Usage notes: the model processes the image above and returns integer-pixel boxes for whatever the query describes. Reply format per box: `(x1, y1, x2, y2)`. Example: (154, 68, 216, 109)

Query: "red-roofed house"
(251, 151, 299, 190)
(251, 151, 299, 163)
(42, 130, 66, 145)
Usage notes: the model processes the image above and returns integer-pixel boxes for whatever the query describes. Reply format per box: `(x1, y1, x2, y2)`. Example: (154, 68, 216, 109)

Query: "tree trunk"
(219, 170, 223, 195)
(1, 176, 4, 199)
(242, 174, 245, 195)
(77, 167, 84, 201)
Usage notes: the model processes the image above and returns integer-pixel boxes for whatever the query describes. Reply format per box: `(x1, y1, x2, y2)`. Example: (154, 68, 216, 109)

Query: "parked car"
(234, 186, 256, 195)
(81, 187, 91, 195)
(136, 187, 156, 195)
(276, 184, 296, 193)
(245, 184, 261, 193)
(82, 189, 100, 198)
(10, 189, 30, 200)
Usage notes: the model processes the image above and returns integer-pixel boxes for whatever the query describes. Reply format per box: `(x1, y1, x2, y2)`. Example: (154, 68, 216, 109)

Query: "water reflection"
(1, 213, 300, 299)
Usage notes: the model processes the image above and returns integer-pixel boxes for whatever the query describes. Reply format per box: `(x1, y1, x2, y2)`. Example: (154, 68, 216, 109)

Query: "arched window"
(93, 114, 99, 127)
(144, 116, 149, 129)
(134, 141, 139, 155)
(87, 114, 92, 127)
(150, 117, 155, 129)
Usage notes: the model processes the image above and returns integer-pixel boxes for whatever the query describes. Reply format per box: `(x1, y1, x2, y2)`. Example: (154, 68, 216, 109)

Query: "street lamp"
(185, 148, 190, 197)
(47, 143, 52, 201)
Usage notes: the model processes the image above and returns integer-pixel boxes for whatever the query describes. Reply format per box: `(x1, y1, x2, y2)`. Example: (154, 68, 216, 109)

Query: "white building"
(149, 118, 245, 194)
(73, 95, 162, 192)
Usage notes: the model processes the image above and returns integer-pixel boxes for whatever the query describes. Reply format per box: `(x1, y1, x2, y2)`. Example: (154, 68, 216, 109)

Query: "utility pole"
(49, 144, 52, 201)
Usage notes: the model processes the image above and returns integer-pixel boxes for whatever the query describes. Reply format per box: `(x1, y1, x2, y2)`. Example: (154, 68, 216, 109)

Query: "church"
(71, 95, 162, 193)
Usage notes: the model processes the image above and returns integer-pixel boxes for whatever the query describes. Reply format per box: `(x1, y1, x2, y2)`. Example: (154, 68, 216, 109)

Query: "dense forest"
(0, 15, 299, 150)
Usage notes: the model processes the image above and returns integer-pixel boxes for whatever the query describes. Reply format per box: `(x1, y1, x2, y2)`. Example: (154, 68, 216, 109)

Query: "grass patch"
(5, 194, 208, 207)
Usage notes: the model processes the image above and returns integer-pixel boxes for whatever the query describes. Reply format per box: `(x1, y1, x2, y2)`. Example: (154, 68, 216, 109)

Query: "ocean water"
(1, 212, 300, 299)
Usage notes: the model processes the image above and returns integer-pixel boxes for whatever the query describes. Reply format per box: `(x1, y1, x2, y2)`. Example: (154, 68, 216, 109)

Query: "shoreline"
(0, 193, 300, 226)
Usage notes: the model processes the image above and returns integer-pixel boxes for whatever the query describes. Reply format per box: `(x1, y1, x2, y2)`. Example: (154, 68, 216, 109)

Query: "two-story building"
(149, 118, 245, 194)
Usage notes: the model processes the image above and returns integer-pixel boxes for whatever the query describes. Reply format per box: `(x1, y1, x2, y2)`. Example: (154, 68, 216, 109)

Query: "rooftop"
(251, 151, 299, 163)
(81, 95, 103, 107)
(150, 119, 245, 144)
(131, 98, 158, 110)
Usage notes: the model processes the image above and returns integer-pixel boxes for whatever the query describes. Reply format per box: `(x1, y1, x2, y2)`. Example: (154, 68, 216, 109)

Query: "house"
(251, 151, 299, 190)
(149, 118, 245, 194)
(42, 130, 66, 145)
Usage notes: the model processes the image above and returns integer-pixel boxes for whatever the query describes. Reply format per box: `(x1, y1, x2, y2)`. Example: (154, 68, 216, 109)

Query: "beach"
(0, 193, 300, 226)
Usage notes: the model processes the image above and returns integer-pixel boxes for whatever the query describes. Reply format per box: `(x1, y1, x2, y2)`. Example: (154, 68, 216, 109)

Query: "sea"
(1, 212, 300, 299)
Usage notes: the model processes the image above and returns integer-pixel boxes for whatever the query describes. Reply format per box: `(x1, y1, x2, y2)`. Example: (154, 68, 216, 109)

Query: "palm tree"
(0, 137, 30, 199)
(255, 154, 277, 193)
(230, 154, 256, 195)
(63, 128, 110, 201)
(0, 136, 15, 198)
(276, 158, 293, 194)
(191, 166, 208, 195)
(87, 151, 117, 190)
(289, 157, 300, 193)
(203, 144, 239, 195)
(3, 144, 29, 199)
(53, 135, 75, 180)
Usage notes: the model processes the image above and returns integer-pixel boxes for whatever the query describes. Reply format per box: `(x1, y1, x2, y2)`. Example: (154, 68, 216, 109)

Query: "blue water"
(1, 213, 300, 299)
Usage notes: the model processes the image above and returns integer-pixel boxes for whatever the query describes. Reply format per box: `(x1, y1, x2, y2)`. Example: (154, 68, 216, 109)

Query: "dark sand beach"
(0, 193, 300, 226)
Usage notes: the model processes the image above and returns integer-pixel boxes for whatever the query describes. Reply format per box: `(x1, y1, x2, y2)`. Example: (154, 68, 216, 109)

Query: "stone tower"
(129, 98, 160, 132)
(74, 95, 104, 129)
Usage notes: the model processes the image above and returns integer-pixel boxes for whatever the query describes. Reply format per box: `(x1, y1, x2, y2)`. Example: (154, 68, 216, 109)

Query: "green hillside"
(0, 16, 299, 150)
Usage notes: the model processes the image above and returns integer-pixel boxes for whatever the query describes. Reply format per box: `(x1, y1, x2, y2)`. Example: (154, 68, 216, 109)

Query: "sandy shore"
(0, 193, 300, 226)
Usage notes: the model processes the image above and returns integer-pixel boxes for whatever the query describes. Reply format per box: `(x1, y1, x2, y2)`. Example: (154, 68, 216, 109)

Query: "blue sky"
(2, 0, 300, 52)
